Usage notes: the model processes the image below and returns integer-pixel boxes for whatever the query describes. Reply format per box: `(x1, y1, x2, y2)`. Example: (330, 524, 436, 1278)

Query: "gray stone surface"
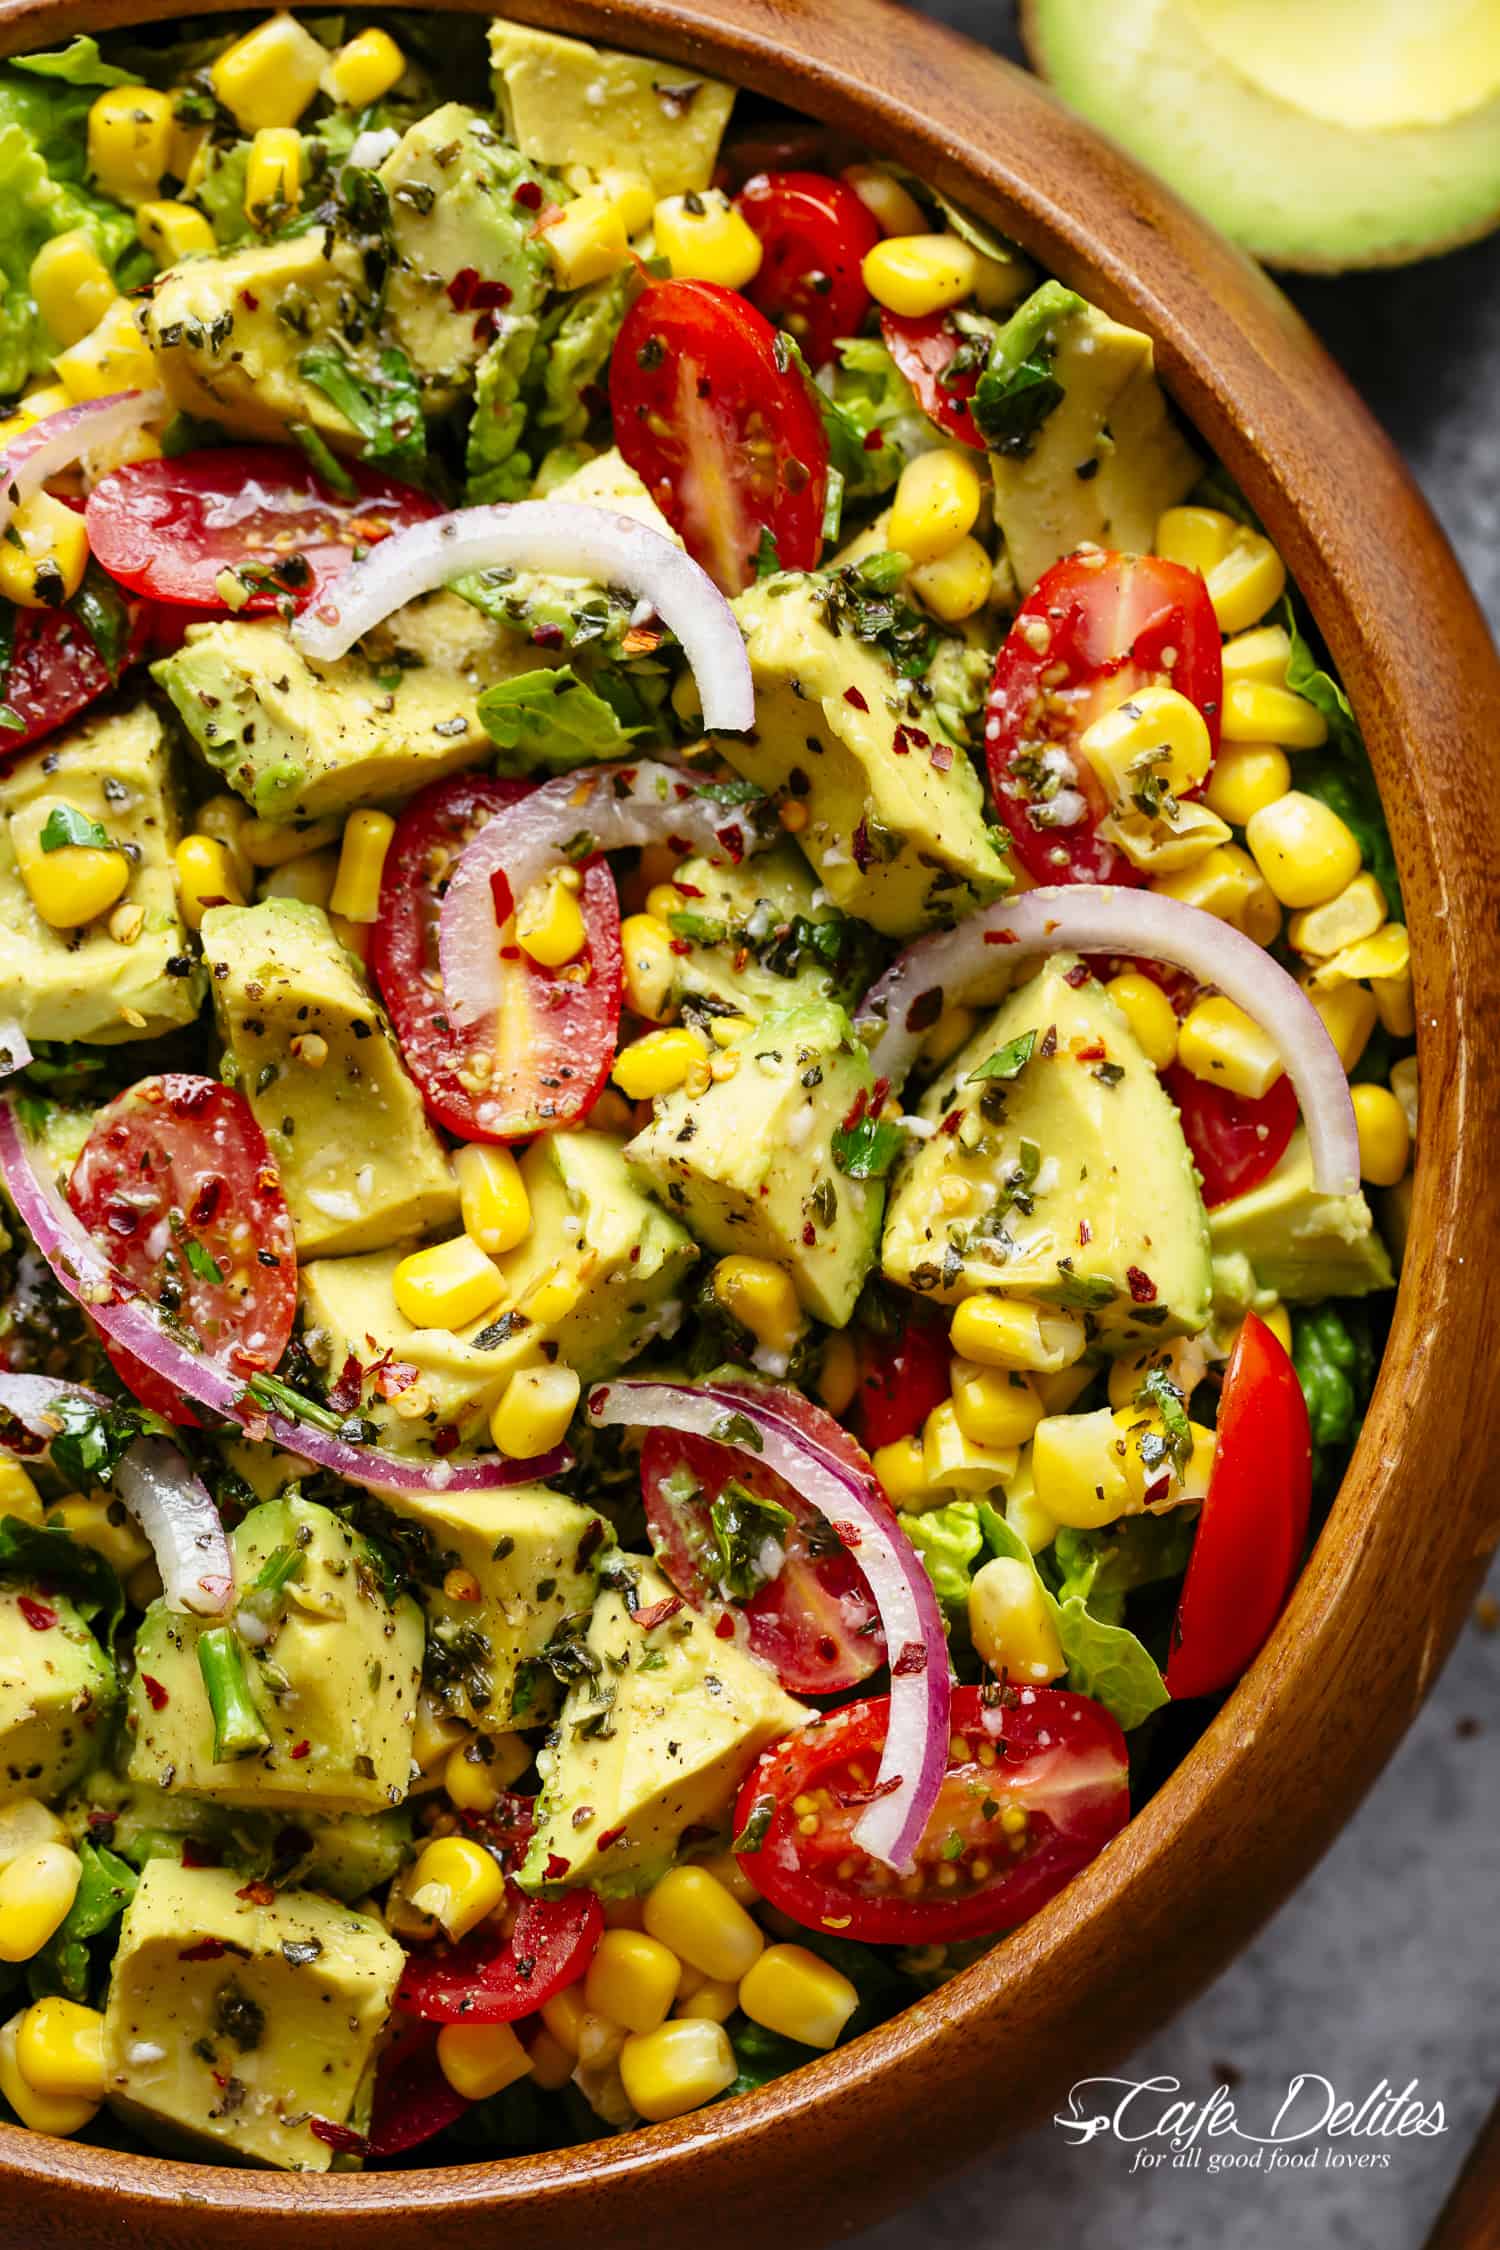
(849, 7, 1500, 2244)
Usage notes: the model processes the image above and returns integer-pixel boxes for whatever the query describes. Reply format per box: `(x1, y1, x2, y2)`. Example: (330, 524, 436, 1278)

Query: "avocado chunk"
(1024, 0, 1500, 271)
(0, 703, 202, 1045)
(63, 1770, 414, 1902)
(488, 24, 735, 198)
(102, 1860, 402, 2171)
(0, 1583, 115, 1805)
(725, 573, 1010, 937)
(520, 1556, 808, 1896)
(627, 997, 881, 1326)
(202, 898, 458, 1257)
(882, 955, 1212, 1345)
(657, 842, 882, 1025)
(128, 1494, 423, 1814)
(1207, 1127, 1394, 1302)
(152, 592, 549, 821)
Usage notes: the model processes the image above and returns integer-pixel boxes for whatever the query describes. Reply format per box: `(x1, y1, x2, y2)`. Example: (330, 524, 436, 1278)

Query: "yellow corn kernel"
(862, 233, 977, 319)
(1260, 1300, 1294, 1354)
(968, 1554, 1066, 1683)
(675, 1976, 738, 2023)
(519, 1260, 583, 1324)
(1112, 1404, 1214, 1510)
(539, 1979, 588, 2057)
(1373, 962, 1415, 1039)
(1104, 971, 1178, 1070)
(0, 1800, 66, 1872)
(15, 1998, 106, 2104)
(1079, 682, 1213, 808)
(211, 13, 329, 132)
(1305, 978, 1378, 1074)
(443, 1740, 501, 1815)
(1351, 1082, 1410, 1187)
(1177, 995, 1284, 1101)
(19, 383, 71, 421)
(43, 1494, 151, 1578)
(12, 798, 130, 931)
(613, 1026, 708, 1101)
(949, 1294, 1086, 1375)
(1220, 624, 1292, 687)
(393, 1235, 505, 1331)
(645, 882, 685, 923)
(454, 1142, 532, 1257)
(490, 1364, 580, 1459)
(1153, 504, 1234, 576)
(87, 85, 173, 203)
(712, 1256, 803, 1359)
(1308, 922, 1409, 991)
(1204, 741, 1291, 829)
(241, 814, 341, 867)
(436, 2018, 532, 2102)
(135, 199, 216, 265)
(888, 449, 984, 568)
(323, 26, 406, 107)
(691, 1848, 759, 1908)
(654, 190, 763, 289)
(1221, 678, 1329, 751)
(593, 167, 654, 237)
(53, 298, 156, 402)
(0, 1841, 81, 1963)
(585, 1927, 680, 2036)
(326, 807, 394, 924)
(620, 2017, 736, 2121)
(643, 1866, 764, 1985)
(816, 1330, 859, 1417)
(909, 536, 993, 622)
(174, 833, 246, 932)
(245, 128, 303, 225)
(1031, 1405, 1130, 1530)
(527, 2025, 575, 2090)
(1107, 1334, 1209, 1412)
(1204, 529, 1287, 636)
(739, 1943, 858, 2050)
(0, 2011, 96, 2138)
(922, 1399, 1018, 1496)
(921, 1002, 978, 1068)
(604, 1897, 647, 1934)
(409, 1835, 507, 1940)
(842, 164, 927, 238)
(261, 847, 338, 908)
(0, 1462, 42, 1526)
(0, 492, 89, 610)
(1246, 791, 1361, 909)
(871, 1433, 934, 1510)
(1108, 799, 1231, 879)
(949, 1360, 1044, 1452)
(1151, 841, 1281, 946)
(620, 914, 677, 1022)
(1287, 872, 1387, 960)
(515, 873, 587, 968)
(542, 189, 631, 290)
(28, 232, 117, 350)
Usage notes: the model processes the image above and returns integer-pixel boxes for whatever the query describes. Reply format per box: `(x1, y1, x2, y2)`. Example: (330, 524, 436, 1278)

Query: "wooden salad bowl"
(1, 0, 1498, 2241)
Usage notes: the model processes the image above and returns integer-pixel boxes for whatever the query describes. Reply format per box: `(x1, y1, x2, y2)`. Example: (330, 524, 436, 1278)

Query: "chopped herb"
(39, 804, 115, 854)
(966, 1029, 1036, 1085)
(830, 1113, 904, 1180)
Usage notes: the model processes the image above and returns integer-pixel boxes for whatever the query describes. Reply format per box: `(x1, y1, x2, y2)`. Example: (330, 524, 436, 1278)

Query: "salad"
(0, 8, 1413, 2173)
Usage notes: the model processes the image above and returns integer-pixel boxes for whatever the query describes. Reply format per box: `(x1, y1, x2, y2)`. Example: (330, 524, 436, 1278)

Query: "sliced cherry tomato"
(985, 551, 1224, 886)
(642, 1401, 888, 1696)
(735, 171, 881, 371)
(0, 598, 152, 759)
(396, 1888, 602, 2025)
(1166, 1311, 1312, 1700)
(878, 310, 986, 450)
(84, 447, 440, 615)
(1164, 1063, 1299, 1209)
(369, 773, 622, 1143)
(365, 2019, 470, 2158)
(611, 279, 829, 593)
(854, 1310, 951, 1451)
(67, 1074, 296, 1425)
(736, 1684, 1129, 1944)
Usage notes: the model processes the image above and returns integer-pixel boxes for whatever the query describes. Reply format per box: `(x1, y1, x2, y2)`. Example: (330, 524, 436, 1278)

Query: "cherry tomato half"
(854, 1310, 952, 1451)
(396, 1888, 602, 2025)
(735, 171, 881, 371)
(363, 2019, 470, 2158)
(985, 551, 1224, 886)
(369, 773, 622, 1143)
(1166, 1311, 1313, 1700)
(67, 1073, 297, 1425)
(611, 279, 829, 593)
(735, 1684, 1130, 1944)
(1164, 1064, 1299, 1210)
(84, 447, 440, 615)
(879, 310, 985, 450)
(0, 596, 153, 760)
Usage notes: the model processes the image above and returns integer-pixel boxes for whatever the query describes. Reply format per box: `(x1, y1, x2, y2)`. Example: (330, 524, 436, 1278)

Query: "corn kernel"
(643, 1866, 764, 1984)
(211, 13, 329, 132)
(1221, 678, 1329, 751)
(0, 1462, 42, 1525)
(0, 2011, 96, 2137)
(949, 1361, 1044, 1452)
(1205, 529, 1286, 636)
(585, 1928, 680, 2035)
(242, 814, 341, 867)
(620, 2017, 736, 2121)
(1104, 971, 1178, 1069)
(515, 873, 587, 968)
(596, 167, 655, 237)
(1151, 841, 1281, 946)
(323, 26, 405, 107)
(1031, 1405, 1130, 1530)
(261, 847, 337, 908)
(393, 1235, 505, 1331)
(454, 1142, 531, 1256)
(871, 1433, 931, 1509)
(1177, 995, 1284, 1101)
(968, 1555, 1065, 1683)
(539, 1979, 588, 2056)
(888, 449, 984, 567)
(712, 1256, 803, 1359)
(0, 492, 89, 610)
(1351, 1082, 1410, 1187)
(28, 232, 117, 349)
(1372, 962, 1415, 1039)
(1079, 682, 1213, 809)
(542, 189, 631, 289)
(817, 1331, 859, 1416)
(613, 1025, 708, 1101)
(53, 298, 156, 402)
(654, 190, 763, 289)
(1111, 1404, 1214, 1509)
(444, 1738, 508, 1815)
(675, 1976, 738, 2023)
(692, 1848, 759, 1908)
(518, 1260, 582, 1324)
(245, 127, 303, 225)
(0, 1842, 81, 1963)
(1307, 921, 1409, 990)
(13, 797, 130, 930)
(0, 1800, 65, 1871)
(1107, 1334, 1208, 1412)
(1153, 504, 1234, 576)
(15, 1998, 106, 2104)
(323, 806, 393, 924)
(436, 2018, 532, 2101)
(43, 1493, 151, 1578)
(862, 233, 977, 319)
(1220, 624, 1291, 687)
(527, 2025, 575, 2089)
(909, 536, 993, 622)
(949, 1294, 1086, 1374)
(490, 1364, 580, 1459)
(1246, 791, 1361, 909)
(1204, 741, 1291, 828)
(135, 199, 216, 265)
(842, 164, 927, 237)
(1287, 872, 1387, 960)
(922, 1400, 1018, 1495)
(1108, 800, 1231, 878)
(174, 833, 246, 932)
(1260, 1301, 1294, 1354)
(1306, 978, 1378, 1073)
(87, 85, 173, 203)
(739, 1942, 858, 2050)
(409, 1835, 507, 1940)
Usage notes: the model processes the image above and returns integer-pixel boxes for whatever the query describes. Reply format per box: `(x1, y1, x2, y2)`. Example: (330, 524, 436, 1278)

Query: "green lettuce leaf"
(980, 1504, 1169, 1732)
(898, 1501, 985, 1611)
(827, 336, 939, 499)
(1281, 600, 1402, 917)
(0, 1514, 125, 1651)
(11, 37, 131, 86)
(27, 1841, 136, 2004)
(973, 280, 1082, 457)
(299, 344, 426, 477)
(477, 663, 639, 773)
(1047, 1514, 1196, 1624)
(0, 107, 135, 392)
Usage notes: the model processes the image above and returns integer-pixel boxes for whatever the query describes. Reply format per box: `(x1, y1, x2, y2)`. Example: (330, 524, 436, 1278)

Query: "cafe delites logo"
(1054, 2073, 1449, 2177)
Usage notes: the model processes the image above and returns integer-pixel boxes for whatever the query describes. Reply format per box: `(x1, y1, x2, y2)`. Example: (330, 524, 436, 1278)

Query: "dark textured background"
(851, 6, 1500, 2245)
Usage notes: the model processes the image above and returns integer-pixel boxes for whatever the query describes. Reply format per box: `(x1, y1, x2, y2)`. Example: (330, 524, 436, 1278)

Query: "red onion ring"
(0, 389, 164, 538)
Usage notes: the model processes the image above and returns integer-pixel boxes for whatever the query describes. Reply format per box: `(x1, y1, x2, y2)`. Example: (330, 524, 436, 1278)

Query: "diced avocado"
(725, 574, 1010, 938)
(488, 23, 735, 197)
(0, 704, 203, 1045)
(0, 1584, 115, 1805)
(62, 1770, 413, 1902)
(1207, 1127, 1394, 1302)
(294, 1809, 414, 1903)
(379, 104, 554, 399)
(520, 1556, 808, 1896)
(659, 842, 883, 1024)
(142, 232, 373, 448)
(102, 1860, 402, 2171)
(882, 955, 1213, 1345)
(152, 593, 549, 822)
(202, 898, 457, 1257)
(374, 1482, 612, 1730)
(986, 291, 1199, 593)
(626, 997, 881, 1326)
(128, 1494, 423, 1814)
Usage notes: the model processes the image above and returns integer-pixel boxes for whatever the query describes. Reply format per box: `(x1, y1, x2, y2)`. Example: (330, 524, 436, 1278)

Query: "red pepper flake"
(489, 866, 515, 926)
(432, 1424, 461, 1457)
(544, 1853, 571, 1880)
(446, 267, 513, 313)
(1078, 1220, 1092, 1246)
(289, 1740, 311, 1761)
(674, 880, 704, 899)
(1143, 1472, 1172, 1506)
(802, 1221, 817, 1246)
(513, 179, 543, 210)
(940, 1108, 964, 1136)
(1126, 1265, 1158, 1304)
(871, 1076, 890, 1113)
(983, 928, 1021, 946)
(1075, 1042, 1107, 1062)
(596, 1826, 626, 1851)
(181, 1840, 222, 1869)
(1063, 963, 1091, 988)
(327, 1351, 366, 1416)
(669, 937, 692, 955)
(863, 428, 884, 451)
(832, 1771, 903, 1808)
(238, 289, 260, 311)
(830, 1521, 862, 1549)
(310, 2116, 369, 2155)
(841, 1087, 869, 1133)
(844, 685, 869, 712)
(531, 622, 565, 649)
(17, 1595, 57, 1632)
(235, 1878, 277, 1905)
(634, 1595, 684, 1631)
(178, 1938, 227, 1962)
(892, 1641, 928, 1677)
(141, 1672, 170, 1710)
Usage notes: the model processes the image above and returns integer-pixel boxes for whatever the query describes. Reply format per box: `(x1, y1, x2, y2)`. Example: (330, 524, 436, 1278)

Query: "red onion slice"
(587, 1377, 951, 1872)
(290, 501, 754, 732)
(0, 1026, 31, 1080)
(0, 389, 164, 538)
(439, 759, 761, 1028)
(0, 1099, 569, 1497)
(860, 884, 1361, 1197)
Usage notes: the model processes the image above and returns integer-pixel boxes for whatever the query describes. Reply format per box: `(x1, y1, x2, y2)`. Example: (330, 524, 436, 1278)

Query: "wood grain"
(1426, 2096, 1500, 2250)
(1, 0, 1499, 2243)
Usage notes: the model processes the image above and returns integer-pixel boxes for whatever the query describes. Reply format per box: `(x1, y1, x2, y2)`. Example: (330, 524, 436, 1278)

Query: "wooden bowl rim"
(2, 0, 1499, 2239)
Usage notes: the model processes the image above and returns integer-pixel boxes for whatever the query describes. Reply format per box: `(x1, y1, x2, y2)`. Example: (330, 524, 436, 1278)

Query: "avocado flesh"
(488, 23, 735, 197)
(659, 842, 882, 1023)
(1208, 1126, 1393, 1301)
(882, 955, 1212, 1345)
(1024, 0, 1500, 269)
(0, 1585, 115, 1805)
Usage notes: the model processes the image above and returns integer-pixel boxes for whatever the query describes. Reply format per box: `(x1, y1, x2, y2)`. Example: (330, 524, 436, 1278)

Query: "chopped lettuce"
(10, 37, 131, 86)
(980, 1505, 1169, 1732)
(0, 73, 136, 392)
(27, 1840, 136, 2005)
(1292, 1301, 1382, 1501)
(827, 336, 940, 499)
(1047, 1514, 1196, 1626)
(1281, 600, 1402, 917)
(900, 1501, 985, 1612)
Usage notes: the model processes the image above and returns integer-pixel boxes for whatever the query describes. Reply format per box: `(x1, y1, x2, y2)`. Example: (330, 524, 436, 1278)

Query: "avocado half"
(1022, 0, 1500, 270)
